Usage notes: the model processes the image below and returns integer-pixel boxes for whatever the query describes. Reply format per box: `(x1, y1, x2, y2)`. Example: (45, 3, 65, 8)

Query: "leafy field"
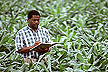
(0, 0, 108, 72)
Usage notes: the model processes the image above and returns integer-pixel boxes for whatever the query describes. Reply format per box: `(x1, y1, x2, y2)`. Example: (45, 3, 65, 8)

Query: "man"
(15, 10, 51, 63)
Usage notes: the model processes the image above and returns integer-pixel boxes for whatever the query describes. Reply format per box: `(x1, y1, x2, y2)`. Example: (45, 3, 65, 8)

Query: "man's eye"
(33, 20, 36, 21)
(32, 19, 39, 22)
(37, 20, 39, 21)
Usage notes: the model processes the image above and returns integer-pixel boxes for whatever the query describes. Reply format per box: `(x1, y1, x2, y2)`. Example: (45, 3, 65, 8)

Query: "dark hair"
(28, 10, 40, 19)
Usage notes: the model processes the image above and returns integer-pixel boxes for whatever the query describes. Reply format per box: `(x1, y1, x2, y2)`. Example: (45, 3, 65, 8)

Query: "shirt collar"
(27, 24, 40, 31)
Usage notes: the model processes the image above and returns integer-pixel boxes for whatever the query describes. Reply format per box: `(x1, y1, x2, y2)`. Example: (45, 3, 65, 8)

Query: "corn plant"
(0, 0, 108, 71)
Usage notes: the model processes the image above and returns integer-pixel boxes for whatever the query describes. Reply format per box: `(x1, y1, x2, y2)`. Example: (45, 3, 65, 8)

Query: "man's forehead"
(32, 15, 40, 18)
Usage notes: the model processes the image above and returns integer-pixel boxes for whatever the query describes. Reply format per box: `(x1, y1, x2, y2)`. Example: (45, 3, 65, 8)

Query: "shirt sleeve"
(15, 31, 24, 52)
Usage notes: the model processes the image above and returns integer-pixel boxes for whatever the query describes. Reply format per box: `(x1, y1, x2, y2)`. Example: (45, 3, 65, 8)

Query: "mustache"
(32, 24, 38, 27)
(33, 23, 38, 24)
(32, 23, 38, 25)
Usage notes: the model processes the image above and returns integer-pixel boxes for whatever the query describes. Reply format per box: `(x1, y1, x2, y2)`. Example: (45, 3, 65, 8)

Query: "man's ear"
(28, 19, 31, 23)
(28, 19, 30, 22)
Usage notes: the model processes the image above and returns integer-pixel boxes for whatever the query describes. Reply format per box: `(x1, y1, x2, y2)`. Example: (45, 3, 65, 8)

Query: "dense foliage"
(0, 0, 108, 72)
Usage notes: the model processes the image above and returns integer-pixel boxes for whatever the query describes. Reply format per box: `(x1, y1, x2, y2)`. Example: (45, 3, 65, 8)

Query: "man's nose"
(35, 21, 38, 23)
(33, 21, 38, 24)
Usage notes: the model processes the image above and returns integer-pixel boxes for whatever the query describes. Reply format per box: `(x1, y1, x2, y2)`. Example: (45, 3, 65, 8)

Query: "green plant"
(0, 0, 108, 71)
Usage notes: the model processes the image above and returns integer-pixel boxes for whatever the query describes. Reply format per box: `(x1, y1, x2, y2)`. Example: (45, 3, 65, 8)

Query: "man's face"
(28, 15, 40, 29)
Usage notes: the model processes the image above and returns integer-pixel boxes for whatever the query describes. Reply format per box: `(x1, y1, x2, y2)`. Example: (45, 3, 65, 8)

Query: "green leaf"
(0, 66, 6, 71)
(20, 63, 28, 72)
(77, 53, 84, 62)
(60, 64, 63, 72)
(36, 62, 49, 72)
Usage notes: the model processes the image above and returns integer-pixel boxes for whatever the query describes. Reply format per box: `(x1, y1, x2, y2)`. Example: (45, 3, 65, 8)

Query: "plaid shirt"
(15, 25, 51, 58)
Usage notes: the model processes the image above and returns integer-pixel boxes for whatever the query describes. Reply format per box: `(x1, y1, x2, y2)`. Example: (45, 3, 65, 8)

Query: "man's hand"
(34, 41, 50, 53)
(34, 41, 41, 46)
(35, 47, 50, 53)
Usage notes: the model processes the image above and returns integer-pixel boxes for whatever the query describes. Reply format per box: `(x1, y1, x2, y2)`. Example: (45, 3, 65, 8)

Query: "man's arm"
(18, 46, 34, 53)
(18, 41, 50, 54)
(18, 41, 49, 54)
(18, 41, 41, 53)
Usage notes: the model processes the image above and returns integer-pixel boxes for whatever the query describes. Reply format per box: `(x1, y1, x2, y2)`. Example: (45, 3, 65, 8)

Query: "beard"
(32, 23, 38, 29)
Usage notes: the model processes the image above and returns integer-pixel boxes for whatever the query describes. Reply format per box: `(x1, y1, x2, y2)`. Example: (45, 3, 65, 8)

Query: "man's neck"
(28, 24, 38, 32)
(32, 27, 37, 32)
